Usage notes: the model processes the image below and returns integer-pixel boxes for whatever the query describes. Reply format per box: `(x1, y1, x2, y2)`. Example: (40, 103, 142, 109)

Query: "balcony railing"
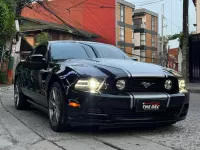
(134, 23, 146, 29)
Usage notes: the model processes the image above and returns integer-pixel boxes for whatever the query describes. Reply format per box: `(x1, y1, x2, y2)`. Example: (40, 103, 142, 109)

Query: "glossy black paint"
(15, 41, 189, 127)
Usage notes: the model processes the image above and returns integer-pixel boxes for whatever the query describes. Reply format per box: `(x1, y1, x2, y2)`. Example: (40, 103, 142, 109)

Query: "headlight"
(116, 80, 126, 90)
(75, 78, 104, 93)
(179, 79, 187, 93)
(164, 80, 172, 90)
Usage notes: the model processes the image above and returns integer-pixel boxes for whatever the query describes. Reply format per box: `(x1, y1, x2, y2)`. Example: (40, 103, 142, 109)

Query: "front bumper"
(66, 91, 190, 126)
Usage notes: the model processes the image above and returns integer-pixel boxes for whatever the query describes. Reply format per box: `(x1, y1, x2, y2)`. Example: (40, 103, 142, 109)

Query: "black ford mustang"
(14, 41, 189, 132)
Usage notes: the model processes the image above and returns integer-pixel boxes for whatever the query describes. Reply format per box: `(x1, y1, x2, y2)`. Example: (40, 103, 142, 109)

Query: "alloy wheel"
(49, 88, 61, 126)
(14, 84, 20, 106)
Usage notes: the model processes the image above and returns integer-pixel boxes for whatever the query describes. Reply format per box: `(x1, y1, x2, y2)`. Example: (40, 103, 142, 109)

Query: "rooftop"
(20, 17, 99, 38)
(117, 0, 135, 8)
(134, 8, 158, 17)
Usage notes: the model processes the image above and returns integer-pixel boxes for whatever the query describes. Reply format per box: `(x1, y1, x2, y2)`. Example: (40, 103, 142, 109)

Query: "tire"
(14, 79, 30, 110)
(48, 82, 70, 132)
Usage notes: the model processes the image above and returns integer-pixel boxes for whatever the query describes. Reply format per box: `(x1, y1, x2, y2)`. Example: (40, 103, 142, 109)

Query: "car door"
(27, 44, 49, 106)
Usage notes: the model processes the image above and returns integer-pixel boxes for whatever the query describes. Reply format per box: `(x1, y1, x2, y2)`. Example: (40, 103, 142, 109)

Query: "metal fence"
(189, 34, 200, 83)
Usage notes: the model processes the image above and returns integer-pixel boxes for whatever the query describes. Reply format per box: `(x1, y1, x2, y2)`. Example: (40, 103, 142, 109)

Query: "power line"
(66, 0, 88, 13)
(36, 1, 93, 40)
(164, 16, 182, 31)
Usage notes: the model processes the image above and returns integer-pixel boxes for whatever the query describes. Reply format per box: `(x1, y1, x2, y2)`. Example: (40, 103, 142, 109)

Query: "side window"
(34, 45, 47, 58)
(82, 45, 97, 58)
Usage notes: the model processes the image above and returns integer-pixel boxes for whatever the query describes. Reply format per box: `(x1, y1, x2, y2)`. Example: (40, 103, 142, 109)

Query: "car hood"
(58, 58, 174, 78)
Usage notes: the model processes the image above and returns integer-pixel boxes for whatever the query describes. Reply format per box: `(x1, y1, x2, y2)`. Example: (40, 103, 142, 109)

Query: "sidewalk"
(187, 83, 200, 94)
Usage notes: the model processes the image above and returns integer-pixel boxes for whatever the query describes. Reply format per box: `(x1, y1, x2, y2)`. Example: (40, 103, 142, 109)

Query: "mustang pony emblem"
(141, 82, 155, 88)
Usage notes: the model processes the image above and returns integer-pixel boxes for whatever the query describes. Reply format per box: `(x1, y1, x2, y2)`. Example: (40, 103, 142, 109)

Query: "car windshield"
(90, 43, 130, 60)
(50, 43, 90, 60)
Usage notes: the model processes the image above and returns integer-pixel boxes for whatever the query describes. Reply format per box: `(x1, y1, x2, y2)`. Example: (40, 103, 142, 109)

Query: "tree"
(0, 0, 16, 42)
(35, 32, 50, 46)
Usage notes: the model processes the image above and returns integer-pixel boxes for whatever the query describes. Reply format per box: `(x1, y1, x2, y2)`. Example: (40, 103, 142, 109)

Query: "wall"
(197, 1, 200, 33)
(116, 2, 134, 54)
(22, 0, 116, 45)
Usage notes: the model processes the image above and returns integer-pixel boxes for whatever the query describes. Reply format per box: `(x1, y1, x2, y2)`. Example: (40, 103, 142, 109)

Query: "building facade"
(193, 0, 200, 33)
(168, 48, 179, 72)
(133, 9, 158, 63)
(116, 0, 135, 55)
(19, 17, 98, 47)
(22, 0, 135, 54)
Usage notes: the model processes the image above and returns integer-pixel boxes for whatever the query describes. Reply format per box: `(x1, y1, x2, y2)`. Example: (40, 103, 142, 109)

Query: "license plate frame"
(136, 99, 168, 112)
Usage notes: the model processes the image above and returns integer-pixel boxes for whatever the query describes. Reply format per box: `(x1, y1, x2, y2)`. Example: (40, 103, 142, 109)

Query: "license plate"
(136, 99, 167, 112)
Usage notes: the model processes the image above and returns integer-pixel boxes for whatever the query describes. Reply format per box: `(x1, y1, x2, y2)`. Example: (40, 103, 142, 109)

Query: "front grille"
(112, 107, 182, 120)
(125, 77, 179, 94)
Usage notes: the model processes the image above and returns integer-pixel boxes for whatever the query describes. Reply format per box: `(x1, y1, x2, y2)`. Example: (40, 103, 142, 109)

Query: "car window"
(90, 44, 130, 59)
(81, 44, 97, 58)
(34, 45, 47, 58)
(50, 43, 90, 60)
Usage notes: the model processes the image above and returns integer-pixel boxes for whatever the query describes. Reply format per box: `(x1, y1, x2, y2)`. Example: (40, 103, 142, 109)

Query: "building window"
(140, 33, 146, 45)
(152, 16, 155, 31)
(120, 26, 125, 41)
(132, 30, 134, 43)
(120, 5, 125, 22)
(152, 51, 156, 63)
(134, 18, 143, 29)
(140, 50, 146, 62)
(152, 35, 155, 47)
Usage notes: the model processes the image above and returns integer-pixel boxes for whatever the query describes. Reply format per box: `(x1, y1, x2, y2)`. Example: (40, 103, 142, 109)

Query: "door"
(27, 44, 49, 106)
(189, 34, 200, 82)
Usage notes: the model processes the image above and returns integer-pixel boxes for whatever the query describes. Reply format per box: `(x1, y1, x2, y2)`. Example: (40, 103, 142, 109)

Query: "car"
(14, 41, 189, 132)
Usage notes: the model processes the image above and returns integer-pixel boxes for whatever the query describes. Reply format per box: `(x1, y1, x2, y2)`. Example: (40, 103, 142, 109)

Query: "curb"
(189, 89, 200, 94)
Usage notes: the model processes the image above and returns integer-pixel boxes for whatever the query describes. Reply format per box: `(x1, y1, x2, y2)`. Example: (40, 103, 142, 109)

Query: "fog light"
(116, 80, 126, 90)
(165, 80, 172, 90)
(179, 79, 187, 93)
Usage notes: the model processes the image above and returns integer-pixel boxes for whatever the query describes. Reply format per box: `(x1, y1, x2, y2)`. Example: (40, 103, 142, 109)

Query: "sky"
(127, 0, 196, 37)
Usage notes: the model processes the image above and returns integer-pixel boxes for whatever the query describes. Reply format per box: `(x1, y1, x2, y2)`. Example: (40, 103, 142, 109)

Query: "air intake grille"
(125, 77, 179, 94)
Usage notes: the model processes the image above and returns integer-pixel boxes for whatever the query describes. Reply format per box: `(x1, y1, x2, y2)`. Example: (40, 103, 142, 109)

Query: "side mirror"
(30, 54, 46, 63)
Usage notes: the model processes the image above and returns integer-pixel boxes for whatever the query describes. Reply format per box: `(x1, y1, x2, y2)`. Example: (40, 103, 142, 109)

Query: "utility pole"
(161, 3, 166, 67)
(161, 3, 164, 53)
(182, 0, 189, 82)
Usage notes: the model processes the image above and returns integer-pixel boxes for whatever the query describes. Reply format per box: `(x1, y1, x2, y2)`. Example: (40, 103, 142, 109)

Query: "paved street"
(0, 86, 199, 150)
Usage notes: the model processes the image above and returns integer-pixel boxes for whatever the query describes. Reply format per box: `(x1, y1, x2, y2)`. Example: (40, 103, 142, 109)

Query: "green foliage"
(0, 0, 16, 42)
(167, 33, 184, 49)
(167, 34, 180, 40)
(35, 32, 50, 45)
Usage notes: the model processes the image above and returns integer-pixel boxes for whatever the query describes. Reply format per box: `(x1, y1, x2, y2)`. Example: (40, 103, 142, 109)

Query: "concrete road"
(0, 86, 199, 150)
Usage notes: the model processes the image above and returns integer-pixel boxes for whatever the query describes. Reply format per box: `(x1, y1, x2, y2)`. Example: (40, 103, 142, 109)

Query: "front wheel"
(48, 82, 71, 132)
(14, 80, 30, 110)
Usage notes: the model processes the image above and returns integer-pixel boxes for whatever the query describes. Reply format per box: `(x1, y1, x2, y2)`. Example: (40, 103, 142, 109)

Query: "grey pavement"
(0, 87, 199, 150)
(187, 83, 200, 94)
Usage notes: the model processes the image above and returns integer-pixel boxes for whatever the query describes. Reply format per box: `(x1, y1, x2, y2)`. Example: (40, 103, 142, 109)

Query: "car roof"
(48, 40, 112, 46)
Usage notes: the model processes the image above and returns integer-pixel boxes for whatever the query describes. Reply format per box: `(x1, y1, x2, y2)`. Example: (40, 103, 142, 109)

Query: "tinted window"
(34, 45, 47, 57)
(81, 44, 97, 58)
(50, 43, 90, 60)
(91, 44, 130, 59)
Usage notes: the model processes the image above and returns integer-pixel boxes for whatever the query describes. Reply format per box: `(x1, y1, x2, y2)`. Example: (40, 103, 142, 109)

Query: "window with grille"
(152, 16, 155, 31)
(132, 30, 134, 43)
(120, 5, 125, 22)
(152, 35, 155, 47)
(134, 18, 142, 29)
(120, 27, 125, 41)
(152, 51, 157, 63)
(140, 33, 146, 45)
